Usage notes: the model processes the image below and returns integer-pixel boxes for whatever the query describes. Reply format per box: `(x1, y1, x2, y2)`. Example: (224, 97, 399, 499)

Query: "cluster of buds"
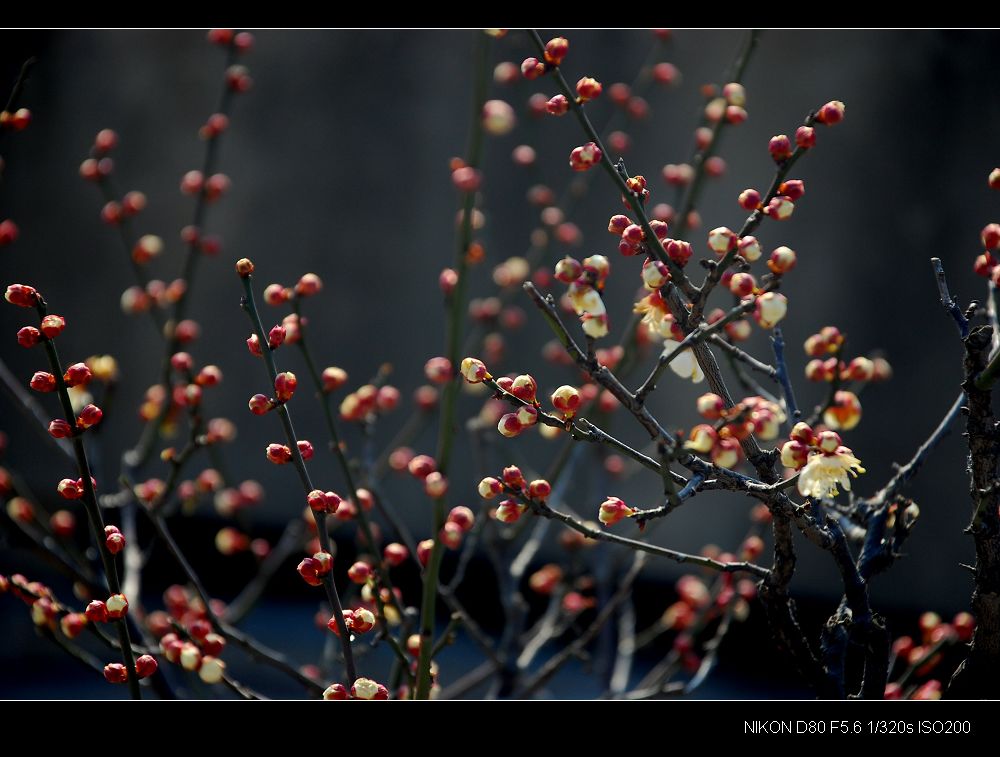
(608, 210, 668, 259)
(259, 273, 324, 306)
(0, 106, 31, 131)
(687, 393, 787, 467)
(402, 453, 450, 499)
(440, 505, 476, 550)
(85, 592, 129, 623)
(246, 322, 287, 357)
(181, 170, 232, 206)
(972, 221, 1000, 282)
(885, 611, 974, 699)
(605, 79, 655, 123)
(264, 440, 312, 465)
(769, 101, 843, 164)
(555, 254, 610, 338)
(119, 279, 191, 316)
(79, 129, 151, 227)
(328, 607, 377, 637)
(56, 476, 94, 499)
(634, 288, 685, 342)
(297, 551, 333, 587)
(159, 619, 227, 684)
(490, 373, 539, 438)
(104, 524, 126, 555)
(208, 478, 264, 517)
(247, 371, 297, 416)
(148, 587, 226, 666)
(477, 465, 549, 524)
(339, 383, 400, 422)
(662, 567, 756, 670)
(780, 424, 866, 499)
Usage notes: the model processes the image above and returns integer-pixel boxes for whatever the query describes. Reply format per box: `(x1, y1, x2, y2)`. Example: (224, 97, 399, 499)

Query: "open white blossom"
(797, 449, 865, 499)
(662, 339, 704, 383)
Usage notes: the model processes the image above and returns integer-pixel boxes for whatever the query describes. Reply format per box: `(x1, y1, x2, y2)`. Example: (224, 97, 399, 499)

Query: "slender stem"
(860, 391, 964, 511)
(415, 31, 492, 701)
(2, 57, 35, 113)
(34, 299, 139, 699)
(770, 326, 800, 418)
(804, 344, 843, 427)
(689, 112, 817, 324)
(634, 295, 756, 403)
(240, 272, 357, 683)
(506, 485, 768, 578)
(136, 489, 325, 696)
(709, 334, 778, 380)
(516, 553, 647, 697)
(223, 518, 307, 624)
(0, 355, 74, 460)
(294, 299, 403, 623)
(529, 29, 698, 300)
(931, 257, 970, 338)
(671, 31, 761, 240)
(125, 42, 240, 468)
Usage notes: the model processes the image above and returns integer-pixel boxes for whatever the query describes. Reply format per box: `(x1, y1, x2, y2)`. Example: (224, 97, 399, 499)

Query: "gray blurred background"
(2, 30, 999, 696)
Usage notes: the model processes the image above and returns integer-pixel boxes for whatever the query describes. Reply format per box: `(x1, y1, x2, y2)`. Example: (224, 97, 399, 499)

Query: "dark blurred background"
(1, 29, 999, 698)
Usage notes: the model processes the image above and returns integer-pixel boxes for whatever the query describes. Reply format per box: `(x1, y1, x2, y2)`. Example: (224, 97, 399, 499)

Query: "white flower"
(796, 449, 866, 500)
(662, 340, 704, 383)
(568, 282, 608, 339)
(568, 282, 606, 317)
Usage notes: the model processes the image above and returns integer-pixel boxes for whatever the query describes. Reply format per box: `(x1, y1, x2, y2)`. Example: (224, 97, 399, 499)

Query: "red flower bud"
(416, 539, 435, 567)
(106, 531, 126, 555)
(576, 76, 602, 102)
(738, 188, 761, 210)
(135, 654, 158, 679)
(982, 223, 1000, 251)
(768, 134, 792, 162)
(40, 314, 65, 338)
(321, 366, 348, 392)
(543, 37, 568, 66)
(86, 600, 108, 623)
(49, 420, 74, 439)
(546, 94, 569, 116)
(383, 542, 409, 567)
(815, 100, 845, 125)
(795, 125, 816, 148)
(104, 663, 129, 684)
(528, 479, 552, 501)
(520, 57, 545, 80)
(407, 454, 436, 479)
(77, 404, 103, 430)
(106, 593, 129, 619)
(16, 326, 40, 348)
(274, 371, 297, 402)
(268, 325, 286, 349)
(29, 371, 56, 393)
(4, 284, 37, 308)
(266, 443, 292, 465)
(569, 142, 602, 171)
(63, 362, 92, 387)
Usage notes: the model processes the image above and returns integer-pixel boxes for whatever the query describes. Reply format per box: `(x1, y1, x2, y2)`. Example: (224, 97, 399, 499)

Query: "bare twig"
(240, 270, 357, 683)
(931, 257, 970, 338)
(771, 326, 800, 418)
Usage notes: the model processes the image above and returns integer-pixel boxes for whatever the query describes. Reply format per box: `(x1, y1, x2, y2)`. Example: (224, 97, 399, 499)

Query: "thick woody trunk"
(949, 326, 1000, 697)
